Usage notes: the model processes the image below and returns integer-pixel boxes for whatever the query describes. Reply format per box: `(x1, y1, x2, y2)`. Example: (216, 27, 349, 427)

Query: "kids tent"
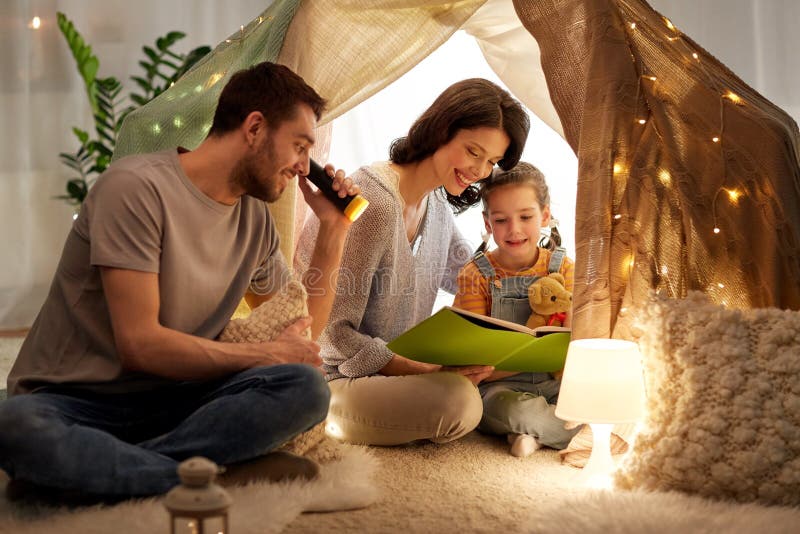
(114, 0, 800, 340)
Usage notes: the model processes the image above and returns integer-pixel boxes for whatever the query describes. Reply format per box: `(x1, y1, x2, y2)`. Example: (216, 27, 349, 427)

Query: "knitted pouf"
(616, 292, 800, 506)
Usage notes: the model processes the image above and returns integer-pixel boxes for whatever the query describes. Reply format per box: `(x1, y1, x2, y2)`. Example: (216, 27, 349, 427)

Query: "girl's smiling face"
(483, 183, 551, 271)
(432, 127, 510, 196)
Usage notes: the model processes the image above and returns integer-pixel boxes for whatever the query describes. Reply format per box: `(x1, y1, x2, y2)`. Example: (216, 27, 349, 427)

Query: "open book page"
(444, 306, 570, 337)
(386, 306, 570, 372)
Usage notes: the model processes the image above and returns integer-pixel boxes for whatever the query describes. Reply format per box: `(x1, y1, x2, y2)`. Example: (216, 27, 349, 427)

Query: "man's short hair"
(209, 62, 326, 135)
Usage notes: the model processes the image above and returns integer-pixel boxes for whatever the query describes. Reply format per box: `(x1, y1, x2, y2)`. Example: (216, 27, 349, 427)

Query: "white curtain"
(1, 0, 797, 329)
(0, 0, 269, 329)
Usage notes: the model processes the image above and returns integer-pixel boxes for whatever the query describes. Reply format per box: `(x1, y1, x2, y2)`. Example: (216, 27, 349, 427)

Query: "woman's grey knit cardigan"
(295, 162, 473, 380)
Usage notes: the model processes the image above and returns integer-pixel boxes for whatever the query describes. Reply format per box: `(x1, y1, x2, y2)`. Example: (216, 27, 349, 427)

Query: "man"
(0, 62, 356, 501)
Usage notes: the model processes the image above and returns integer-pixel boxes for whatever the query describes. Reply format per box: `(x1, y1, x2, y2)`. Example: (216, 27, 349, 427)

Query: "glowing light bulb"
(717, 283, 725, 288)
(724, 91, 742, 104)
(614, 214, 622, 220)
(713, 227, 721, 234)
(151, 123, 161, 134)
(692, 52, 699, 59)
(658, 170, 672, 186)
(638, 119, 646, 124)
(28, 16, 41, 29)
(613, 163, 624, 174)
(207, 73, 224, 87)
(726, 189, 742, 203)
(660, 265, 668, 275)
(646, 75, 657, 81)
(630, 22, 637, 29)
(712, 137, 720, 143)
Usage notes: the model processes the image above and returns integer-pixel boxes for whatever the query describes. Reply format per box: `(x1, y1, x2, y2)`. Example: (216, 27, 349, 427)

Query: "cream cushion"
(615, 292, 800, 506)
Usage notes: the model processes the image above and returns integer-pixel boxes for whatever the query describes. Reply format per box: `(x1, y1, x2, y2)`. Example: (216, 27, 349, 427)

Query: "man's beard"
(232, 133, 286, 203)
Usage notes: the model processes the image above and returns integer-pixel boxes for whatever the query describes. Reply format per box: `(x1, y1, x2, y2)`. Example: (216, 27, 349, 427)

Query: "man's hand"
(257, 317, 322, 367)
(440, 365, 495, 386)
(298, 163, 361, 225)
(298, 163, 360, 341)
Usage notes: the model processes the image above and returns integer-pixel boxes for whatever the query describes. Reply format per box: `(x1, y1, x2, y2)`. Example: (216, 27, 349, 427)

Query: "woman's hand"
(380, 354, 439, 376)
(440, 365, 495, 386)
(380, 355, 494, 386)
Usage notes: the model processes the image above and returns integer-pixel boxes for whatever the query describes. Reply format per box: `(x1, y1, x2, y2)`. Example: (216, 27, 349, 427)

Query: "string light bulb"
(725, 188, 742, 203)
(713, 227, 721, 234)
(630, 22, 637, 29)
(614, 214, 622, 220)
(638, 119, 646, 125)
(724, 91, 743, 105)
(712, 136, 720, 143)
(28, 16, 42, 29)
(206, 72, 224, 89)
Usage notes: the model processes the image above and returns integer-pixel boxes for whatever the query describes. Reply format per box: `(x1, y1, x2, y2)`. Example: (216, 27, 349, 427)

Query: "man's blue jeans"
(0, 364, 329, 497)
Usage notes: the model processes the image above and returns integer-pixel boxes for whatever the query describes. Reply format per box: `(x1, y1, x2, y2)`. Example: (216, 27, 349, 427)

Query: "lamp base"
(579, 423, 615, 489)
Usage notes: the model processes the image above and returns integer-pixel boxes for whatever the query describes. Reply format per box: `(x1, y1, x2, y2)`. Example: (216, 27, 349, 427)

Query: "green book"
(387, 306, 570, 372)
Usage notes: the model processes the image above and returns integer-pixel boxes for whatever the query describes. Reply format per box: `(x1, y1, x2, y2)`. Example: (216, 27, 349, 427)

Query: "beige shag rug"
(286, 432, 800, 534)
(0, 439, 378, 534)
(3, 338, 800, 533)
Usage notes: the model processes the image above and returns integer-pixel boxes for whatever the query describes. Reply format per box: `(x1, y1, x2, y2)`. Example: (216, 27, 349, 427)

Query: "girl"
(453, 162, 579, 457)
(295, 78, 530, 446)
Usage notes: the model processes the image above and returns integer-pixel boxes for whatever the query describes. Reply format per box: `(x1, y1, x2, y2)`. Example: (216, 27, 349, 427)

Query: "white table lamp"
(555, 338, 645, 488)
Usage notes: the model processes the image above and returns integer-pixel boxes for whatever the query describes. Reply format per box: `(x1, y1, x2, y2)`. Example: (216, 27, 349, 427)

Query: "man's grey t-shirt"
(8, 149, 289, 395)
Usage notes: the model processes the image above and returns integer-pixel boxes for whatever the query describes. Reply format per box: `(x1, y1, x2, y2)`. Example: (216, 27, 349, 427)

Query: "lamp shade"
(555, 338, 645, 424)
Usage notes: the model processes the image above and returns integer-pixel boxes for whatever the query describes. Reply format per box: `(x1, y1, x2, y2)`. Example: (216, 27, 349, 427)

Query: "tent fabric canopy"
(113, 0, 800, 340)
(514, 0, 800, 339)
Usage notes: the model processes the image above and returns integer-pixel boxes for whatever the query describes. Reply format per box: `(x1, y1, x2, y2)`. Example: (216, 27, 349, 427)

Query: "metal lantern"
(164, 457, 232, 534)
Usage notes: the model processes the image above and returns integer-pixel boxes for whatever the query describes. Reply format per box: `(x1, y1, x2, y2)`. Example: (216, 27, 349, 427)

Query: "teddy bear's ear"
(528, 282, 542, 305)
(548, 272, 566, 286)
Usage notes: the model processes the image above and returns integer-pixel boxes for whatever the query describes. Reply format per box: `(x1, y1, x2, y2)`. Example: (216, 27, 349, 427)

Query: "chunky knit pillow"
(219, 279, 324, 456)
(615, 292, 800, 506)
(219, 279, 310, 343)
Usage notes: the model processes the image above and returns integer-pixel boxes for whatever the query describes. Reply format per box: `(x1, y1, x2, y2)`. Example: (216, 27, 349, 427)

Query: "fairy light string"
(614, 0, 749, 305)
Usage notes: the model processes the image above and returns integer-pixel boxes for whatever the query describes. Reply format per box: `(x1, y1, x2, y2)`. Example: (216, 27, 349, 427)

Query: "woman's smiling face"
(432, 127, 510, 196)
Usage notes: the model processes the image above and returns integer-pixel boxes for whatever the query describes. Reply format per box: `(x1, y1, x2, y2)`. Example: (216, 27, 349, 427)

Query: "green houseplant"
(56, 12, 211, 207)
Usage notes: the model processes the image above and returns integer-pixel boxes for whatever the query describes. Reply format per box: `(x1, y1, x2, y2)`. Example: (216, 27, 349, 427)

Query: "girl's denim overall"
(473, 248, 579, 449)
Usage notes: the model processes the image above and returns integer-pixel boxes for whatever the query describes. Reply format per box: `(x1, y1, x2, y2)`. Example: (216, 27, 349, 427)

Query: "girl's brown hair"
(477, 162, 562, 252)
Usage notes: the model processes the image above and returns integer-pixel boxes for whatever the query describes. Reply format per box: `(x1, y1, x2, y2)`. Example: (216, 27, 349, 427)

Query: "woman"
(295, 78, 530, 445)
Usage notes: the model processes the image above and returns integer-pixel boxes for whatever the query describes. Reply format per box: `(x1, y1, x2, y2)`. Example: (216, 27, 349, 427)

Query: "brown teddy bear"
(526, 272, 573, 329)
